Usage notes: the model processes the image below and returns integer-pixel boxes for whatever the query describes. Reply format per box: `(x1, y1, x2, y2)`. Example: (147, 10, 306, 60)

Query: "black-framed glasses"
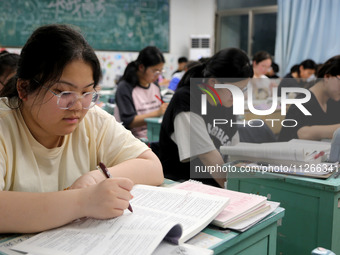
(43, 86, 99, 110)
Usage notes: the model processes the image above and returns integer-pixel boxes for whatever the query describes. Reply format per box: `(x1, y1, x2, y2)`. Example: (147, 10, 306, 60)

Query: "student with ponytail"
(115, 46, 168, 139)
(159, 48, 253, 187)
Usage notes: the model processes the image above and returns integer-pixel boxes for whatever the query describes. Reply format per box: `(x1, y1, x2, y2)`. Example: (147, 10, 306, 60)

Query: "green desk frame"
(145, 117, 162, 142)
(227, 170, 340, 255)
(206, 208, 284, 255)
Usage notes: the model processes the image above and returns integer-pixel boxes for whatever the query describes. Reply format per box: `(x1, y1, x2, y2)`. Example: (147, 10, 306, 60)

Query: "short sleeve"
(172, 112, 215, 162)
(115, 82, 136, 128)
(85, 107, 150, 167)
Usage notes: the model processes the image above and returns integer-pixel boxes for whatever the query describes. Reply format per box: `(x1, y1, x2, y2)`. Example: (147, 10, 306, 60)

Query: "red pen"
(314, 151, 325, 159)
(98, 162, 133, 212)
(155, 94, 165, 104)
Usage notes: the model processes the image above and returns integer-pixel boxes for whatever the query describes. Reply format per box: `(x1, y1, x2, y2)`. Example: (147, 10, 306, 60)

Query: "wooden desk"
(227, 170, 340, 255)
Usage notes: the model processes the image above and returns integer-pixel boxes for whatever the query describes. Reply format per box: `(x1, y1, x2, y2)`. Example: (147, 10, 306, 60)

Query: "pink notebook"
(174, 181, 267, 228)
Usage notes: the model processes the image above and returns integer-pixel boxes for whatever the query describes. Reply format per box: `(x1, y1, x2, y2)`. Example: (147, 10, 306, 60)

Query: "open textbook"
(220, 139, 331, 165)
(174, 181, 278, 231)
(12, 185, 229, 255)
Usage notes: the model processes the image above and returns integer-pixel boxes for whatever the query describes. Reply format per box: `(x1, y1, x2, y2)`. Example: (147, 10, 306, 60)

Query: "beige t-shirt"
(0, 98, 149, 192)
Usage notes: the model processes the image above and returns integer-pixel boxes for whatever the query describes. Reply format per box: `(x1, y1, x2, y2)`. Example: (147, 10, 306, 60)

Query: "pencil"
(155, 94, 165, 104)
(98, 162, 133, 212)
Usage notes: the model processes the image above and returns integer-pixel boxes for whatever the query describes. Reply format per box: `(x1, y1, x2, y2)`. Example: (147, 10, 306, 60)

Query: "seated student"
(266, 62, 280, 79)
(168, 60, 200, 91)
(278, 59, 317, 96)
(279, 55, 340, 141)
(172, 56, 188, 76)
(159, 48, 253, 187)
(0, 24, 163, 234)
(251, 51, 276, 99)
(0, 50, 20, 91)
(115, 46, 168, 139)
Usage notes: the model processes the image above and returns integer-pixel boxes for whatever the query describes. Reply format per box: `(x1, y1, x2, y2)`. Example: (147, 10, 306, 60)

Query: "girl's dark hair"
(177, 48, 253, 89)
(317, 55, 340, 78)
(0, 24, 102, 106)
(252, 51, 272, 64)
(0, 51, 20, 79)
(119, 46, 165, 87)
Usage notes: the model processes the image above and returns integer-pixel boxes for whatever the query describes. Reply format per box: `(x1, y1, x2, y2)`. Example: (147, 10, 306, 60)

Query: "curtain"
(275, 0, 340, 76)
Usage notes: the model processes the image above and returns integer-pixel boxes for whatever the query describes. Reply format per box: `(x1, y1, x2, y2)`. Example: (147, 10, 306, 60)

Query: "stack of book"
(220, 139, 337, 179)
(174, 180, 279, 232)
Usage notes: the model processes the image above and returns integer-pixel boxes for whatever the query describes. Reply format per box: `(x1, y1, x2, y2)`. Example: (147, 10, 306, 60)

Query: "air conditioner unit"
(189, 35, 211, 60)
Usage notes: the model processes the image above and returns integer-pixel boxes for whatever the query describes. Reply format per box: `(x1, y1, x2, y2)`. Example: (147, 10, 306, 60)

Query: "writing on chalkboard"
(0, 0, 169, 51)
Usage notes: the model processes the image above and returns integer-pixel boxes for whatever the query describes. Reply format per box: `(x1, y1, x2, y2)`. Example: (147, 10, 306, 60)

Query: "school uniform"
(159, 85, 239, 187)
(115, 80, 162, 139)
(279, 92, 340, 141)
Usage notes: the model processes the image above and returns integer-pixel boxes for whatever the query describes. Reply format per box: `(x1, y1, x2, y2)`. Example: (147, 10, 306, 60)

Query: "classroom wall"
(4, 0, 216, 88)
(97, 0, 216, 87)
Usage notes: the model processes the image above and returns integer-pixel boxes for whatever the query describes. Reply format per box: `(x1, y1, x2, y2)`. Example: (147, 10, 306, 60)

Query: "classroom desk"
(227, 169, 340, 255)
(145, 117, 162, 142)
(203, 208, 284, 255)
(162, 179, 285, 255)
(0, 195, 284, 255)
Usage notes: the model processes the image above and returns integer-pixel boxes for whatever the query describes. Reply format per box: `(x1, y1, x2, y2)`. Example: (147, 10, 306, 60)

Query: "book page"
(13, 185, 229, 255)
(130, 185, 229, 243)
(227, 201, 280, 232)
(13, 214, 181, 255)
(174, 181, 267, 227)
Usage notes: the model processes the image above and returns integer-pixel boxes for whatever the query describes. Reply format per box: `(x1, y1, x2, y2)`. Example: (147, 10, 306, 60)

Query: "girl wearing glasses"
(159, 48, 253, 187)
(279, 55, 340, 141)
(115, 46, 168, 139)
(0, 24, 163, 233)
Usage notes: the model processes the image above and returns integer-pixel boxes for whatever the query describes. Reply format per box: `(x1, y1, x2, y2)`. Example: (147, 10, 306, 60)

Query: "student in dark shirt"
(279, 55, 340, 141)
(278, 59, 317, 96)
(159, 48, 253, 187)
(172, 56, 188, 76)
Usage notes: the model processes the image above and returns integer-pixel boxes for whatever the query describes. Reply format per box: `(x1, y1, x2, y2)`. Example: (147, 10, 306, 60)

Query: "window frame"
(215, 5, 278, 57)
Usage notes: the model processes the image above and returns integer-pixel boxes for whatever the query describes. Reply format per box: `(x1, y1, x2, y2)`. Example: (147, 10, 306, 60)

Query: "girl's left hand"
(69, 171, 102, 189)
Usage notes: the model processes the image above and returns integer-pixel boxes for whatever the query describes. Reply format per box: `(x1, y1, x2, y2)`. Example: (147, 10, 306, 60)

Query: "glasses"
(152, 69, 164, 77)
(43, 86, 99, 109)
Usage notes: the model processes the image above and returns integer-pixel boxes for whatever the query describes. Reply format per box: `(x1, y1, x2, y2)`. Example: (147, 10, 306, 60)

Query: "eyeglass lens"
(58, 91, 98, 109)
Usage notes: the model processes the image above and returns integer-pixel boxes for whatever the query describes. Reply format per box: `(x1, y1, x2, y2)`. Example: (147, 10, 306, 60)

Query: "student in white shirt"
(0, 24, 163, 233)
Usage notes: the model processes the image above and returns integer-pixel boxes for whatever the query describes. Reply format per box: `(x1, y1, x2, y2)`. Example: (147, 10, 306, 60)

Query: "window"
(216, 3, 277, 57)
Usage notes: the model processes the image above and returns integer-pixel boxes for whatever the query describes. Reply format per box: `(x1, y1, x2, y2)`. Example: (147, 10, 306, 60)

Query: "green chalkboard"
(0, 0, 169, 52)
